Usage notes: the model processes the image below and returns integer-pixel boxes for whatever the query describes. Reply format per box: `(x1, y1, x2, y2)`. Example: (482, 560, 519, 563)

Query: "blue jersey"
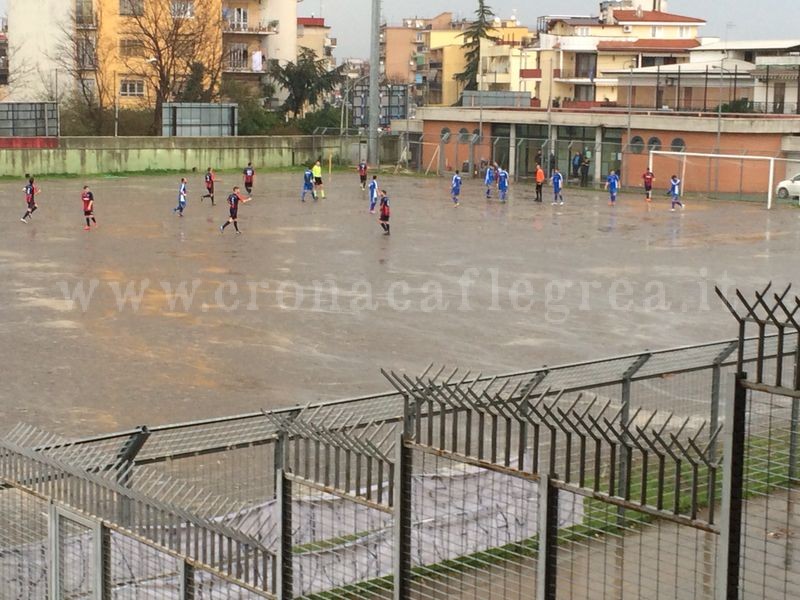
(607, 173, 619, 193)
(669, 178, 681, 196)
(498, 170, 509, 190)
(178, 182, 187, 200)
(451, 174, 462, 194)
(369, 179, 378, 198)
(303, 169, 314, 189)
(552, 172, 563, 193)
(484, 168, 495, 186)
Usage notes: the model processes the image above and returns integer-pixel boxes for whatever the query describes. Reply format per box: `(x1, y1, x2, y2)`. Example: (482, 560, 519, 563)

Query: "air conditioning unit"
(623, 25, 632, 33)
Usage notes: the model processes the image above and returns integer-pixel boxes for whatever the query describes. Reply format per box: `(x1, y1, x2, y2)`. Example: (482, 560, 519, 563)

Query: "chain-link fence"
(399, 132, 800, 207)
(1, 298, 798, 598)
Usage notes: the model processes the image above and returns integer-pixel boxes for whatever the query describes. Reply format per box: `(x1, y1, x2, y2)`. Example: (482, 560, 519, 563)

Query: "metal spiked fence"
(1, 301, 799, 599)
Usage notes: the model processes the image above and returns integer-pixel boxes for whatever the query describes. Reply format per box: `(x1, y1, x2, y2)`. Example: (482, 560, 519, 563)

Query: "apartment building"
(7, 0, 299, 105)
(297, 17, 336, 72)
(379, 13, 453, 85)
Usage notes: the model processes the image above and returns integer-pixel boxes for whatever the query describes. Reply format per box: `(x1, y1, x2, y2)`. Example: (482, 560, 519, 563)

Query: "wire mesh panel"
(409, 449, 541, 600)
(739, 388, 800, 599)
(0, 487, 49, 598)
(57, 512, 97, 600)
(110, 530, 183, 598)
(556, 489, 718, 600)
(289, 478, 394, 598)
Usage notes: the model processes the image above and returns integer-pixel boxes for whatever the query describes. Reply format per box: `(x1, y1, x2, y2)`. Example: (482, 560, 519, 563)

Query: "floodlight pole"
(368, 0, 381, 165)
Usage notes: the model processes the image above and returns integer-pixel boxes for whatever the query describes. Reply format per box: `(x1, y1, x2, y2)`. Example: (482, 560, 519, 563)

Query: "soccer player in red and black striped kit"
(82, 185, 97, 230)
(201, 167, 216, 205)
(219, 186, 250, 234)
(20, 175, 40, 223)
(243, 162, 255, 195)
(642, 168, 655, 202)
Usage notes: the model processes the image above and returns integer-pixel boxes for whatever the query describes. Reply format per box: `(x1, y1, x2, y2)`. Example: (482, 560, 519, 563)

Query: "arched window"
(629, 135, 645, 154)
(671, 137, 687, 152)
(458, 127, 471, 143)
(440, 127, 451, 143)
(647, 136, 662, 152)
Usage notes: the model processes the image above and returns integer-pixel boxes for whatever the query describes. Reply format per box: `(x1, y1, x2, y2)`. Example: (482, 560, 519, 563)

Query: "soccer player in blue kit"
(451, 170, 462, 206)
(301, 166, 315, 202)
(669, 175, 684, 211)
(368, 175, 379, 213)
(173, 178, 188, 216)
(484, 163, 496, 198)
(497, 167, 509, 202)
(551, 167, 564, 205)
(604, 169, 620, 206)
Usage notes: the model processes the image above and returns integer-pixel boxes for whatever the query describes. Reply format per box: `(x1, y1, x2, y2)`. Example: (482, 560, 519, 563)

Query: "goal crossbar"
(648, 150, 792, 209)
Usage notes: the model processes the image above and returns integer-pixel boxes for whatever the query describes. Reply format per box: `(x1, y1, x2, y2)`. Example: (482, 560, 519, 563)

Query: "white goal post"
(648, 150, 800, 209)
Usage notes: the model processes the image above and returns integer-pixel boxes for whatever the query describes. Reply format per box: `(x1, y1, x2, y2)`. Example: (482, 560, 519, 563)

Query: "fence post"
(536, 476, 559, 600)
(393, 411, 413, 599)
(710, 342, 738, 463)
(276, 469, 293, 600)
(273, 430, 286, 500)
(180, 560, 195, 599)
(48, 502, 60, 600)
(99, 524, 111, 599)
(715, 372, 747, 600)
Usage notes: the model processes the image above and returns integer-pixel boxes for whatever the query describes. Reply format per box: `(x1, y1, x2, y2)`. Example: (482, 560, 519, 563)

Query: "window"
(458, 127, 470, 143)
(171, 0, 194, 19)
(651, 26, 662, 37)
(227, 43, 248, 70)
(671, 138, 686, 152)
(120, 79, 145, 97)
(678, 26, 690, 38)
(629, 135, 645, 154)
(75, 0, 94, 25)
(576, 27, 590, 37)
(76, 38, 97, 70)
(119, 39, 144, 57)
(119, 0, 143, 16)
(647, 136, 662, 151)
(575, 53, 597, 79)
(440, 127, 451, 143)
(228, 7, 248, 30)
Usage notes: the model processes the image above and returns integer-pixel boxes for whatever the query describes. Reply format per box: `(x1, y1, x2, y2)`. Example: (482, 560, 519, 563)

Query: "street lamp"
(624, 59, 636, 153)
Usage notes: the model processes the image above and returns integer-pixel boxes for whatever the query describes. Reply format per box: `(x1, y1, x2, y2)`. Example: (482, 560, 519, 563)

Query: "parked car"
(776, 173, 800, 199)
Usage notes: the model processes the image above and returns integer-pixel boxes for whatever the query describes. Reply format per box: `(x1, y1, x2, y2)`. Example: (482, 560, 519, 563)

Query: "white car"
(776, 173, 800, 199)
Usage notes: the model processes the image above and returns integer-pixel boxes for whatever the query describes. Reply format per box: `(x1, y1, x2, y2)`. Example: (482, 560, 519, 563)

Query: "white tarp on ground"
(0, 460, 583, 598)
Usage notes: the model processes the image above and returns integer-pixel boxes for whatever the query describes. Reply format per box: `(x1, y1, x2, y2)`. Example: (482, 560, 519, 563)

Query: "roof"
(548, 17, 602, 29)
(613, 10, 706, 24)
(297, 17, 327, 28)
(603, 59, 756, 76)
(691, 39, 800, 51)
(597, 39, 700, 52)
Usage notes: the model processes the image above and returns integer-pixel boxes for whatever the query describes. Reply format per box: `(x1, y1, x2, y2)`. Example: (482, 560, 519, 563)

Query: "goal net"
(642, 150, 800, 208)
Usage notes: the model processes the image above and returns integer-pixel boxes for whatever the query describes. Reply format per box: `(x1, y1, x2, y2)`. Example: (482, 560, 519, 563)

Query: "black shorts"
(379, 214, 390, 222)
(644, 184, 652, 192)
(244, 182, 253, 192)
(314, 177, 323, 186)
(83, 209, 93, 216)
(229, 208, 238, 219)
(206, 185, 214, 194)
(27, 200, 36, 209)
(360, 175, 367, 183)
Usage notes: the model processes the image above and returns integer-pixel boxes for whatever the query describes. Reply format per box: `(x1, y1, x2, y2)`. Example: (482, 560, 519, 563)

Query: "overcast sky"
(305, 0, 797, 61)
(0, 1, 791, 61)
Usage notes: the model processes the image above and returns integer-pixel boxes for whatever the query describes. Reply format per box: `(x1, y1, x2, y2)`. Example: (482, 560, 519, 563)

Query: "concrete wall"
(0, 136, 396, 176)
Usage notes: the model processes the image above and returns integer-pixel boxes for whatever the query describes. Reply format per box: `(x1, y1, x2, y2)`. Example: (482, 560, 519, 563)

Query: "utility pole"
(368, 0, 381, 165)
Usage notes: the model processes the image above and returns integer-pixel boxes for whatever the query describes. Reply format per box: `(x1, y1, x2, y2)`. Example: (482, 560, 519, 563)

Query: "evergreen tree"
(270, 48, 345, 119)
(455, 1, 500, 92)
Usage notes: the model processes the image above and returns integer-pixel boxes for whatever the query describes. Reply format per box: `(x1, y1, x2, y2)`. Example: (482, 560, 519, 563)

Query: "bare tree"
(50, 2, 115, 133)
(119, 0, 224, 132)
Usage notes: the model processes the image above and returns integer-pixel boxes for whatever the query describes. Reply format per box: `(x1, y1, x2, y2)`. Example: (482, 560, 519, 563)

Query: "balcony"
(520, 68, 542, 79)
(428, 61, 443, 69)
(223, 21, 278, 35)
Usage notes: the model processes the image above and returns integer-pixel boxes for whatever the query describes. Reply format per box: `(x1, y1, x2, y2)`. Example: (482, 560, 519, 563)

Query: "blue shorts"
(303, 184, 313, 191)
(452, 189, 461, 196)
